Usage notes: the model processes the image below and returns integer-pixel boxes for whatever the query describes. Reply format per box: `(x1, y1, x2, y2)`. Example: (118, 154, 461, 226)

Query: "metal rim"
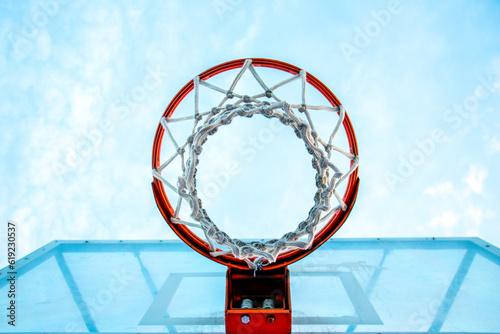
(152, 58, 360, 270)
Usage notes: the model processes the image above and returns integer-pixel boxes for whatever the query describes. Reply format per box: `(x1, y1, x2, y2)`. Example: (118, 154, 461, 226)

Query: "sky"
(1, 0, 499, 267)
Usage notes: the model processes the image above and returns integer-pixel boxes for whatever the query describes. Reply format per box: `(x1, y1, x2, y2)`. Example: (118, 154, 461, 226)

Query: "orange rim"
(152, 58, 359, 270)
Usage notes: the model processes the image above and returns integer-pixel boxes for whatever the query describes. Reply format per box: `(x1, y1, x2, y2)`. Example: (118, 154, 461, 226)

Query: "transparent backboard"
(1, 238, 499, 333)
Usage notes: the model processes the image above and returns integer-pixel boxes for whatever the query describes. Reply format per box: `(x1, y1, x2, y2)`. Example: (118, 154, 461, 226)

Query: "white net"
(153, 59, 359, 269)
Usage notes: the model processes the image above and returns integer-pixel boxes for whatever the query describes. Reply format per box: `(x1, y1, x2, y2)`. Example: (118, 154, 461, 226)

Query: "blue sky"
(1, 0, 499, 266)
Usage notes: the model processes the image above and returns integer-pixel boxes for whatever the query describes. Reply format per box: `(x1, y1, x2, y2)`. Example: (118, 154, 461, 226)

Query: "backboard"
(1, 237, 499, 333)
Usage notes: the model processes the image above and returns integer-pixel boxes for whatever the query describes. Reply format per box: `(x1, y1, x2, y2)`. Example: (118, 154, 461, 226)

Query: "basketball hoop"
(152, 58, 359, 271)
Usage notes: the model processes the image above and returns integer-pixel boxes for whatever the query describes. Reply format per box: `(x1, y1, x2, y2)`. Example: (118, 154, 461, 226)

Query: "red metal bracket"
(225, 266, 291, 334)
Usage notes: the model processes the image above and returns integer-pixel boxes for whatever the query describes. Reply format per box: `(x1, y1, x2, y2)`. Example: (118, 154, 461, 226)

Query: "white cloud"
(0, 53, 7, 75)
(464, 166, 488, 195)
(12, 207, 33, 222)
(492, 56, 500, 92)
(466, 206, 483, 225)
(424, 166, 490, 237)
(428, 210, 460, 229)
(233, 10, 263, 54)
(425, 166, 488, 200)
(35, 29, 51, 61)
(466, 228, 480, 237)
(489, 136, 500, 153)
(67, 83, 100, 129)
(424, 181, 455, 198)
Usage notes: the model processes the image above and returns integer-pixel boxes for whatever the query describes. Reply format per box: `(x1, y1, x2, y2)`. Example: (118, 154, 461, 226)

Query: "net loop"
(153, 60, 359, 269)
